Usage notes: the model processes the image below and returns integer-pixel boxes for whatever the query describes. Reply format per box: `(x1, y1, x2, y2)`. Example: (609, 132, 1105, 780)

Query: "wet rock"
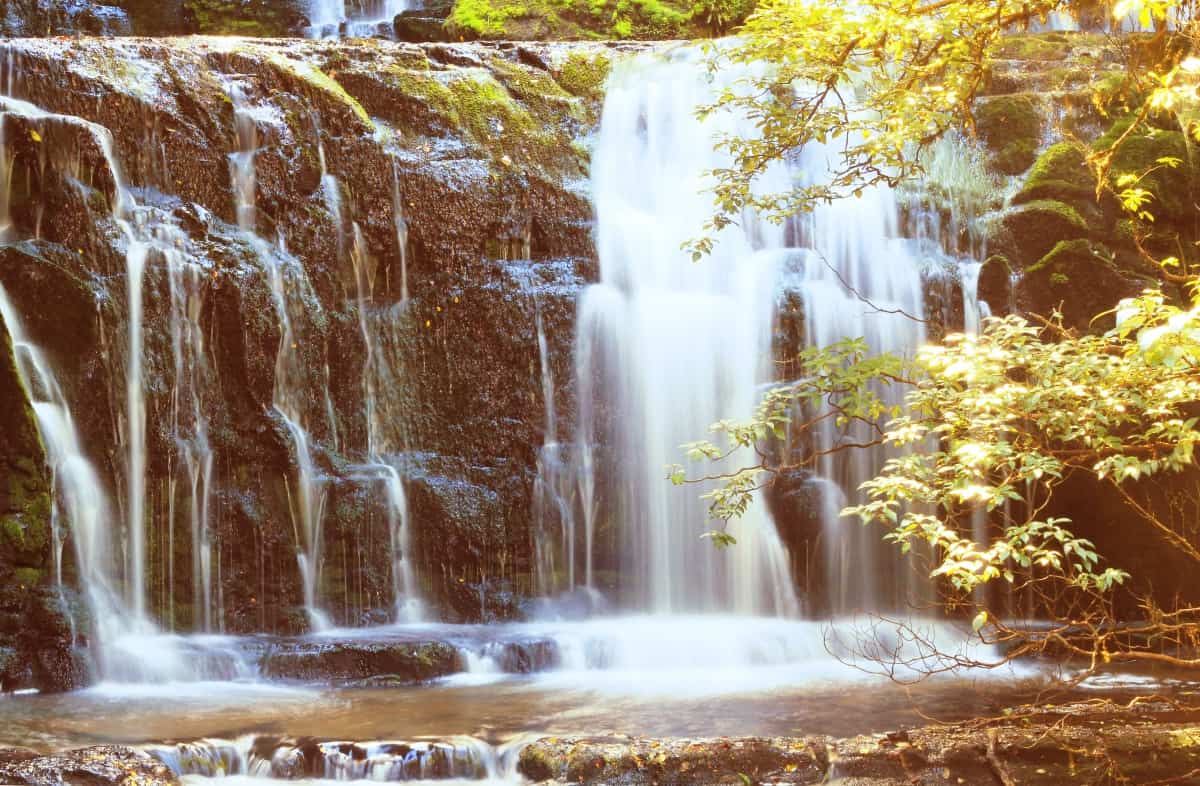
(0, 746, 178, 786)
(259, 639, 459, 685)
(0, 36, 612, 633)
(520, 700, 1200, 785)
(518, 735, 828, 785)
(977, 254, 1014, 316)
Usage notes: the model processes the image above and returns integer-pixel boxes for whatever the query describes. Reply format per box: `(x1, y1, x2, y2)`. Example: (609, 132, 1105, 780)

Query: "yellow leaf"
(29, 129, 41, 143)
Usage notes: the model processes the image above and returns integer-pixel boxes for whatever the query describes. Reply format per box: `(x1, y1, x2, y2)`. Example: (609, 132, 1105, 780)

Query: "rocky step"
(521, 700, 1200, 785)
(253, 634, 561, 685)
(145, 735, 522, 782)
(10, 700, 1200, 785)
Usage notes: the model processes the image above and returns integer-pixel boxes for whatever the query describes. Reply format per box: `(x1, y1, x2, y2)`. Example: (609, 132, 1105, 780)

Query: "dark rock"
(991, 199, 1089, 267)
(0, 36, 607, 634)
(1016, 239, 1143, 330)
(977, 254, 1014, 316)
(259, 639, 460, 684)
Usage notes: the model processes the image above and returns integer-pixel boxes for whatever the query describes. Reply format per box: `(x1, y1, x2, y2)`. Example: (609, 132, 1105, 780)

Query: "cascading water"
(0, 82, 249, 681)
(569, 50, 799, 616)
(147, 734, 534, 784)
(789, 184, 929, 615)
(0, 281, 119, 644)
(266, 234, 333, 633)
(307, 0, 411, 40)
(350, 223, 424, 623)
(226, 81, 343, 630)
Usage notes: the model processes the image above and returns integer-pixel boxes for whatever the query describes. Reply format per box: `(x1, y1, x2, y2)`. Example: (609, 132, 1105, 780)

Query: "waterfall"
(0, 83, 247, 679)
(166, 243, 216, 632)
(227, 82, 343, 630)
(793, 217, 927, 613)
(570, 50, 799, 616)
(350, 224, 424, 623)
(266, 235, 333, 632)
(392, 161, 410, 304)
(0, 282, 122, 646)
(307, 0, 411, 39)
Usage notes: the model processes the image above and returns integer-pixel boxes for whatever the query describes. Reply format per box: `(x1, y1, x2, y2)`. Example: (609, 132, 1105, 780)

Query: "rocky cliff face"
(0, 35, 629, 687)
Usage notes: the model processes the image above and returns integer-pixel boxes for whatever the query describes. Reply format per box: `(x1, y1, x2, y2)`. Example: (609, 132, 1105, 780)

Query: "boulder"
(990, 199, 1089, 267)
(259, 639, 460, 685)
(1013, 141, 1099, 205)
(0, 746, 178, 786)
(1016, 239, 1143, 330)
(973, 94, 1044, 175)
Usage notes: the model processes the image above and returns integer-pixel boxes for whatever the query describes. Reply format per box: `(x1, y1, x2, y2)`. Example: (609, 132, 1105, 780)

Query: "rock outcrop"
(0, 36, 635, 689)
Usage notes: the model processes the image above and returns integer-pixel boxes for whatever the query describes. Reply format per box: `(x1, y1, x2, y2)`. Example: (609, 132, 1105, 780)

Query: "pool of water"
(0, 615, 1190, 776)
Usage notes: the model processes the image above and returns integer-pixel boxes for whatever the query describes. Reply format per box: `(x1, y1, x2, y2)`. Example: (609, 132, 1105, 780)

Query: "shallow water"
(0, 616, 1189, 761)
(2, 672, 1049, 751)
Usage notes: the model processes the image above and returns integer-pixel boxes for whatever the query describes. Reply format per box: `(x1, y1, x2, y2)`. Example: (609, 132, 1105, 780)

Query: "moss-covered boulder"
(991, 199, 1089, 266)
(1016, 239, 1142, 330)
(974, 94, 1044, 175)
(977, 254, 1014, 316)
(1099, 121, 1192, 224)
(181, 0, 309, 36)
(1013, 142, 1099, 205)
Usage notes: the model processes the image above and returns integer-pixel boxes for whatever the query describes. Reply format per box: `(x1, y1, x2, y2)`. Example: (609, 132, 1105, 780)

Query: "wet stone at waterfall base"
(0, 3, 1199, 786)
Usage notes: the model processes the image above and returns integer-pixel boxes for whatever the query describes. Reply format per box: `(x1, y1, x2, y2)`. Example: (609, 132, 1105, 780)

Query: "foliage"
(685, 0, 1188, 258)
(670, 338, 909, 530)
(678, 0, 1200, 672)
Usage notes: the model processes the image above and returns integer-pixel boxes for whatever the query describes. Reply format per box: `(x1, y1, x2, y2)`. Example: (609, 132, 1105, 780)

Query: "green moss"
(445, 0, 716, 40)
(1014, 142, 1098, 205)
(1106, 126, 1190, 223)
(990, 138, 1039, 176)
(974, 94, 1044, 176)
(1028, 238, 1109, 274)
(555, 51, 612, 100)
(993, 34, 1073, 61)
(268, 54, 375, 131)
(11, 567, 42, 588)
(998, 199, 1090, 266)
(448, 0, 530, 37)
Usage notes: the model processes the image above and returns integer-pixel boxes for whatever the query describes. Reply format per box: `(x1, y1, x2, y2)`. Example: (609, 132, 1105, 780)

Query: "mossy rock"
(974, 94, 1044, 175)
(444, 0, 725, 40)
(554, 51, 612, 103)
(996, 199, 1089, 266)
(182, 0, 308, 35)
(0, 315, 52, 573)
(1013, 142, 1099, 205)
(1100, 123, 1191, 224)
(993, 34, 1074, 62)
(1017, 239, 1140, 330)
(989, 138, 1039, 176)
